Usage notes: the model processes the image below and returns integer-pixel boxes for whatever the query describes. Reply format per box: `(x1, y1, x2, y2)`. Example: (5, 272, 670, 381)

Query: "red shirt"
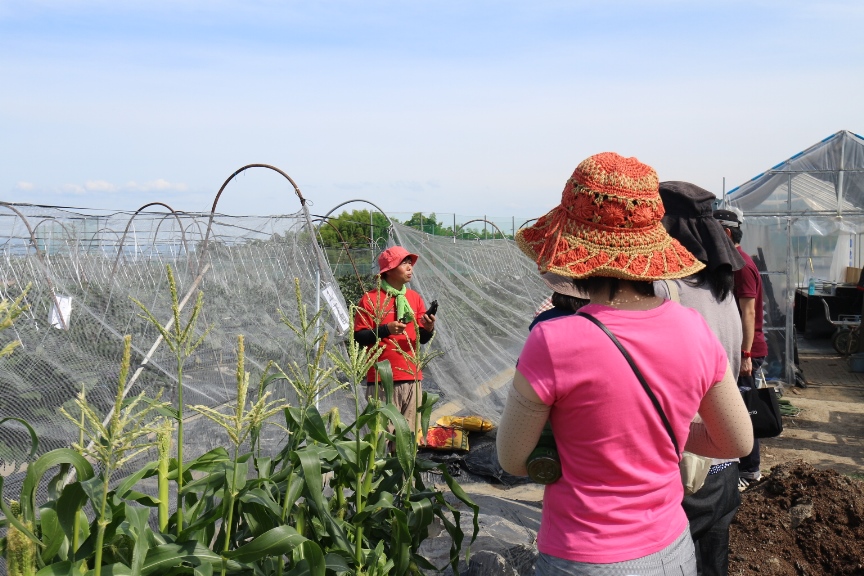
(734, 246, 768, 358)
(354, 288, 427, 382)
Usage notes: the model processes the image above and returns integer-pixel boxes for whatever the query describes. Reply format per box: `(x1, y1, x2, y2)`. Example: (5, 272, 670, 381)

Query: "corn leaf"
(390, 508, 411, 576)
(301, 405, 334, 446)
(407, 498, 434, 533)
(0, 416, 39, 459)
(297, 449, 325, 518)
(377, 404, 414, 478)
(374, 360, 395, 406)
(38, 507, 65, 563)
(140, 542, 237, 575)
(21, 449, 94, 522)
(223, 525, 312, 563)
(418, 391, 440, 438)
(239, 487, 282, 518)
(122, 504, 151, 576)
(324, 552, 352, 574)
(56, 481, 89, 543)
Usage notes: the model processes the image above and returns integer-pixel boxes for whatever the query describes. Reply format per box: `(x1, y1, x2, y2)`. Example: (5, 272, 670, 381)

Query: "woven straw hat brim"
(516, 206, 705, 281)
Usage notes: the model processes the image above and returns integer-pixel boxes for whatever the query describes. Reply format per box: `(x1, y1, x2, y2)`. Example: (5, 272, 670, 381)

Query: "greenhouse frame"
(724, 129, 864, 385)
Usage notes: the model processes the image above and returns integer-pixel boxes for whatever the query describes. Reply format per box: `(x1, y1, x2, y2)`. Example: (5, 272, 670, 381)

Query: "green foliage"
(337, 273, 375, 308)
(0, 274, 478, 575)
(402, 212, 512, 240)
(317, 210, 392, 249)
(401, 213, 451, 237)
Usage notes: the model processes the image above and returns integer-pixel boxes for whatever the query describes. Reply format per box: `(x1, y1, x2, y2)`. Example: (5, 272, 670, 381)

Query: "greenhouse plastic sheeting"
(725, 130, 864, 385)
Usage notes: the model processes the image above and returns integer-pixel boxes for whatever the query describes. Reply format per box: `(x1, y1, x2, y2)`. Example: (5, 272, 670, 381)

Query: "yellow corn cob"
(435, 415, 495, 432)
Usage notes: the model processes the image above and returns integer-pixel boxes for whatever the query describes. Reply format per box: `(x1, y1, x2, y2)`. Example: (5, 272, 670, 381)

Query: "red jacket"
(354, 288, 427, 382)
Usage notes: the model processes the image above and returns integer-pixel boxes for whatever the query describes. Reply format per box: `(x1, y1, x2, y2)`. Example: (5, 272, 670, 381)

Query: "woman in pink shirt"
(497, 153, 753, 575)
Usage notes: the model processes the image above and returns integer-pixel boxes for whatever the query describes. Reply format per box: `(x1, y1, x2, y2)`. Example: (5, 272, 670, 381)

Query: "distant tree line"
(315, 209, 512, 250)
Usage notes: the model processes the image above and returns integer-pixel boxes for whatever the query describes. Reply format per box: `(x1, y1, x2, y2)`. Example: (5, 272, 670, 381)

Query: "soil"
(728, 461, 864, 576)
(727, 350, 864, 576)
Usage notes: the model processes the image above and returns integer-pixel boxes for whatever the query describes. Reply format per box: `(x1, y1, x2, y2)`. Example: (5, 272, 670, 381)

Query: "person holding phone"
(353, 246, 436, 439)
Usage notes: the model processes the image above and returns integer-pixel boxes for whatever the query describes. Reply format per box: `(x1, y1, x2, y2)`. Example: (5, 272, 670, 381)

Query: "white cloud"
(60, 183, 86, 194)
(124, 179, 188, 192)
(84, 179, 116, 192)
(15, 181, 34, 190)
(51, 179, 188, 196)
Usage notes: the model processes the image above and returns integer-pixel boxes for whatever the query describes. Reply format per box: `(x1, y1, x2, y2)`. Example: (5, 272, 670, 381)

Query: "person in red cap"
(353, 245, 436, 438)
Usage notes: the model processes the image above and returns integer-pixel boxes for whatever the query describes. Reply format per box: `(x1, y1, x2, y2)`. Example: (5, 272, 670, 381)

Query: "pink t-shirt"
(518, 300, 727, 563)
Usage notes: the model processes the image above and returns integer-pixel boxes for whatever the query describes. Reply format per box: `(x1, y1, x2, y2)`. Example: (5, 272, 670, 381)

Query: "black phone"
(426, 300, 438, 316)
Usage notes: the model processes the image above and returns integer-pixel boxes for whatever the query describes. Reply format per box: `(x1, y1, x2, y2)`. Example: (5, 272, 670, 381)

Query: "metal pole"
(370, 210, 373, 250)
(838, 136, 847, 217)
(785, 215, 796, 387)
(453, 214, 456, 243)
(786, 174, 796, 387)
(512, 216, 515, 238)
(315, 267, 321, 410)
(484, 216, 487, 240)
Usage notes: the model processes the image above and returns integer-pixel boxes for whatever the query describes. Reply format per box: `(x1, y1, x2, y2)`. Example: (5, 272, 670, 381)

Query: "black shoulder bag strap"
(576, 311, 680, 457)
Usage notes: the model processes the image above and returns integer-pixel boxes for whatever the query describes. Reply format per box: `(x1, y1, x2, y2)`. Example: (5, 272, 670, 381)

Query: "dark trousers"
(683, 463, 741, 576)
(737, 357, 765, 477)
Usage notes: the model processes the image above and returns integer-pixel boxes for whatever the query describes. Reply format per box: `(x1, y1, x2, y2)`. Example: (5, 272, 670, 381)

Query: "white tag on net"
(321, 284, 350, 334)
(49, 294, 72, 330)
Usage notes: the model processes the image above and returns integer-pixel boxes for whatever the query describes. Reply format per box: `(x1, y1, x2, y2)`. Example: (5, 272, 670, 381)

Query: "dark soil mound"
(729, 460, 864, 576)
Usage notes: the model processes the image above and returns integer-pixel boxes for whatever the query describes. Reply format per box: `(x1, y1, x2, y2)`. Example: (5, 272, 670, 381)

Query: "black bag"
(741, 384, 783, 438)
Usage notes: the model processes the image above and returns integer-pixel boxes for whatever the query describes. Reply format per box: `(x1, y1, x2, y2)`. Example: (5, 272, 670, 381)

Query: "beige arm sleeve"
(685, 364, 754, 458)
(496, 371, 551, 477)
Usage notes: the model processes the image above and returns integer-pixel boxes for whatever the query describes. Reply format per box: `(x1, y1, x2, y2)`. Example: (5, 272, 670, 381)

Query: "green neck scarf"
(381, 279, 413, 322)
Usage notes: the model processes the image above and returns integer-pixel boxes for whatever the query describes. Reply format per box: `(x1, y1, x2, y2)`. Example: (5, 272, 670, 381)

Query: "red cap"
(377, 246, 418, 275)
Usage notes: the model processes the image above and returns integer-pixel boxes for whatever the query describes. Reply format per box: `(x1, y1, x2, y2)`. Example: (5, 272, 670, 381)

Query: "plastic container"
(808, 278, 816, 295)
(849, 353, 864, 373)
(526, 423, 561, 484)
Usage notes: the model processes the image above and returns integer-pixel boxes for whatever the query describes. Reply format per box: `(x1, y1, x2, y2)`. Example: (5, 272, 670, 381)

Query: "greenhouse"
(723, 129, 864, 384)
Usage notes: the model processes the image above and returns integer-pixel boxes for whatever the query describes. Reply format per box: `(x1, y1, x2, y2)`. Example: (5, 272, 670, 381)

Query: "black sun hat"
(659, 182, 745, 272)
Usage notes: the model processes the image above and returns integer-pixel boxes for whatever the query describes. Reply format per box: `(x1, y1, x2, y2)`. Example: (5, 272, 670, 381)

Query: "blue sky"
(2, 0, 863, 218)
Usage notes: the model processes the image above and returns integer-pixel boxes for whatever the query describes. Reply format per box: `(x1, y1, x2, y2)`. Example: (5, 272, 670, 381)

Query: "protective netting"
(0, 204, 550, 573)
(387, 223, 548, 421)
(0, 203, 352, 526)
(295, 218, 550, 420)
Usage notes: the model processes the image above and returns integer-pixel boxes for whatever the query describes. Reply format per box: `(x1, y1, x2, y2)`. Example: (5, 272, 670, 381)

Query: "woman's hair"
(571, 277, 655, 301)
(682, 265, 735, 301)
(551, 291, 589, 312)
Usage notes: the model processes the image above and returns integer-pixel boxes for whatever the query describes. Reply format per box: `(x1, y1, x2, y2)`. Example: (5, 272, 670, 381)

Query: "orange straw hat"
(516, 152, 705, 281)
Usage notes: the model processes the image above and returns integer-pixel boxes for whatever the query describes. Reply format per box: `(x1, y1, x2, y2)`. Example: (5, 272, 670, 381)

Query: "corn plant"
(60, 335, 169, 575)
(1, 273, 478, 575)
(0, 284, 28, 360)
(0, 335, 172, 575)
(189, 335, 288, 576)
(132, 263, 210, 534)
(273, 278, 346, 450)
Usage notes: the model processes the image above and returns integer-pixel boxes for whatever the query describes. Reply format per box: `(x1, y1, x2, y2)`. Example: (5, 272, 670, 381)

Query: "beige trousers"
(366, 380, 422, 439)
